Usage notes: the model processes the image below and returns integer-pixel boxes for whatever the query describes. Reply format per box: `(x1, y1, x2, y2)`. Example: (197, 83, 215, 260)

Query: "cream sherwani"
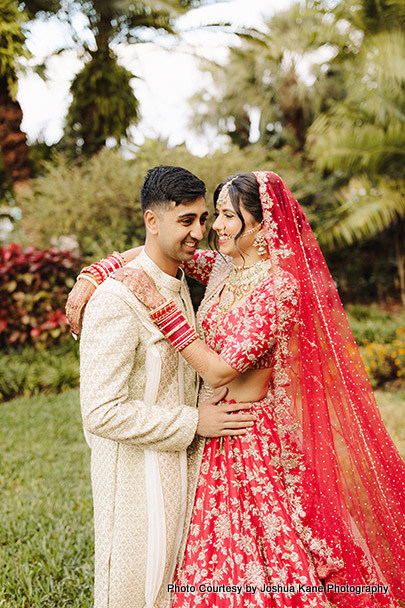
(80, 251, 199, 608)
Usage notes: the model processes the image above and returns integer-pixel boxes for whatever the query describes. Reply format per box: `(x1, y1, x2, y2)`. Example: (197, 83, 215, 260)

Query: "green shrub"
(18, 141, 336, 260)
(346, 303, 405, 343)
(345, 304, 405, 388)
(359, 328, 405, 388)
(0, 341, 79, 401)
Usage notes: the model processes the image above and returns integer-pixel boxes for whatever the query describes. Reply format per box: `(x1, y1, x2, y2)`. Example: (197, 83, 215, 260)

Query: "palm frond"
(309, 117, 405, 174)
(364, 31, 405, 87)
(318, 177, 405, 250)
(308, 28, 405, 176)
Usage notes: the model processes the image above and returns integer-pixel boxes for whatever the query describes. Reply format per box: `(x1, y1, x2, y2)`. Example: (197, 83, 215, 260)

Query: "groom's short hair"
(141, 166, 206, 214)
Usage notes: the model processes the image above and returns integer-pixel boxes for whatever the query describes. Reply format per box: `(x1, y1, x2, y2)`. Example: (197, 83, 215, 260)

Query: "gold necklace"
(218, 258, 272, 315)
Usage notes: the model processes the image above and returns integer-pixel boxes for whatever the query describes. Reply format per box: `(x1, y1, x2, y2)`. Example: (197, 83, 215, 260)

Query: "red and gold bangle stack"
(80, 252, 126, 284)
(150, 299, 198, 352)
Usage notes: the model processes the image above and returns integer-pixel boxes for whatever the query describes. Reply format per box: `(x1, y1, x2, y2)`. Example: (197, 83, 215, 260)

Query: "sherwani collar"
(126, 250, 195, 327)
(134, 249, 186, 295)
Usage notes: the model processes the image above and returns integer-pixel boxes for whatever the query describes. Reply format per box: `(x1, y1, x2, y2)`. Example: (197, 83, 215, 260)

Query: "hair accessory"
(217, 176, 239, 208)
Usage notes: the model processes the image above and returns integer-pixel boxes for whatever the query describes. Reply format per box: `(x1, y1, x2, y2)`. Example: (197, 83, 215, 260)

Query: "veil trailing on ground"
(252, 171, 405, 606)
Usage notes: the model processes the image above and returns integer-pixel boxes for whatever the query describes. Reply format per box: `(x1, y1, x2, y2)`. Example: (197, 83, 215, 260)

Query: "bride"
(68, 171, 405, 607)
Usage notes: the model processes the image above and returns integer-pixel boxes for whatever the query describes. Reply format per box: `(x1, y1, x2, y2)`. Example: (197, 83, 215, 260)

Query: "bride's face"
(212, 194, 260, 260)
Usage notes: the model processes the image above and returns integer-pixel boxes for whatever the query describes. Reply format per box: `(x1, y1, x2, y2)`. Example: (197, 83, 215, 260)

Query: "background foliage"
(0, 244, 81, 348)
(15, 139, 399, 303)
(0, 1, 404, 603)
(0, 341, 79, 401)
(1, 0, 403, 305)
(18, 141, 341, 256)
(66, 49, 140, 157)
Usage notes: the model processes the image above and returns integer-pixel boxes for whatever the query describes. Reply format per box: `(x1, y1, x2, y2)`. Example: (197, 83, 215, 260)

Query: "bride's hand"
(66, 276, 96, 337)
(112, 268, 166, 309)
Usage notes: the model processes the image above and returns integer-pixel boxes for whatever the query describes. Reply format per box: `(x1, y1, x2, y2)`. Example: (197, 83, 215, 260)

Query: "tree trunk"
(0, 75, 31, 188)
(394, 225, 405, 307)
(229, 112, 251, 149)
(279, 70, 305, 151)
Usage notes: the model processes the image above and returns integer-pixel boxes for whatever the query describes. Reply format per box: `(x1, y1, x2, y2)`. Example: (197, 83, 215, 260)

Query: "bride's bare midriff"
(221, 366, 273, 403)
(215, 290, 274, 404)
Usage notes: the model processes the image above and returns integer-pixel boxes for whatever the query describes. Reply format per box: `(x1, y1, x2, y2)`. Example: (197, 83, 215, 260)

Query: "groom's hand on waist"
(196, 387, 257, 438)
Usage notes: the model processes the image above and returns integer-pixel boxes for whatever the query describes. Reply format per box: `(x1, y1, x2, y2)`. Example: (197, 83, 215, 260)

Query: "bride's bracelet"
(77, 273, 99, 289)
(80, 252, 126, 285)
(150, 300, 198, 351)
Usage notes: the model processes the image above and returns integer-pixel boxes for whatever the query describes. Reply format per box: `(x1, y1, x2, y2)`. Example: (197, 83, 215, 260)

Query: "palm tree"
(191, 0, 352, 150)
(309, 0, 405, 303)
(1, 0, 216, 174)
(64, 0, 216, 156)
(0, 1, 64, 190)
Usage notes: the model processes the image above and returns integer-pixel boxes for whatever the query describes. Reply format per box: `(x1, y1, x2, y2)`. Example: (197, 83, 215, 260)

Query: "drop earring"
(253, 230, 267, 256)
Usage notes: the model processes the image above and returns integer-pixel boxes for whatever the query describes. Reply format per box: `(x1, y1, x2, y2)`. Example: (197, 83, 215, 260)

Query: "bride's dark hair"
(209, 173, 263, 253)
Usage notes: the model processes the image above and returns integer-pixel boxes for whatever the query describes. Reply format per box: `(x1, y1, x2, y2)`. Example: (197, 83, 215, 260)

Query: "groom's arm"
(80, 289, 198, 452)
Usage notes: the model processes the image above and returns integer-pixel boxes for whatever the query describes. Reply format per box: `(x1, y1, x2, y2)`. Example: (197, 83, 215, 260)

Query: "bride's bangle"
(80, 252, 126, 284)
(77, 273, 99, 289)
(151, 300, 198, 351)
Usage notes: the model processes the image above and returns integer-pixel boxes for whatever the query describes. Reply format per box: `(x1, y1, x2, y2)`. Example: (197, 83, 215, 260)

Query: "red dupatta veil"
(253, 171, 405, 606)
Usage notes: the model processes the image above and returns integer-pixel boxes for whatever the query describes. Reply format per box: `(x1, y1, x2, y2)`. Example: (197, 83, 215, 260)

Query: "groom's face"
(155, 196, 208, 263)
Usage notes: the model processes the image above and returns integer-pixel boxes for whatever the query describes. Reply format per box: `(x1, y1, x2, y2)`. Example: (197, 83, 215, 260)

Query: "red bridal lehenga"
(171, 172, 405, 608)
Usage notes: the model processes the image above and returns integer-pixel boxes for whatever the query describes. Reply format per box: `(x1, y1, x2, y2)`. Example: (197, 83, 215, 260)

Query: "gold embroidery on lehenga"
(254, 171, 346, 578)
(174, 176, 400, 607)
(173, 253, 337, 607)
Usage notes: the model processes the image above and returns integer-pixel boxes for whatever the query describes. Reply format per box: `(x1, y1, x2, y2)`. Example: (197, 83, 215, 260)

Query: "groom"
(79, 166, 255, 608)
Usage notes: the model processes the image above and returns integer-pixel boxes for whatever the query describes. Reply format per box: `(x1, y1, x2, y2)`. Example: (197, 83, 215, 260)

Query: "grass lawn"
(0, 388, 404, 607)
(0, 390, 93, 607)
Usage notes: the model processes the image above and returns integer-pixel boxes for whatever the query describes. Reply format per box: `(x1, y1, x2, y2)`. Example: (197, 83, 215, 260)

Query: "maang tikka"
(217, 176, 239, 207)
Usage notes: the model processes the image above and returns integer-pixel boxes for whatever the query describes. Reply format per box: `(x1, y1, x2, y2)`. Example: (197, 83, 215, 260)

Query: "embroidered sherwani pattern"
(80, 251, 199, 608)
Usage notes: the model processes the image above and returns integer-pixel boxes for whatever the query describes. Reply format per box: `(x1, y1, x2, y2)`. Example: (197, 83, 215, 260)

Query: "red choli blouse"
(183, 250, 299, 374)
